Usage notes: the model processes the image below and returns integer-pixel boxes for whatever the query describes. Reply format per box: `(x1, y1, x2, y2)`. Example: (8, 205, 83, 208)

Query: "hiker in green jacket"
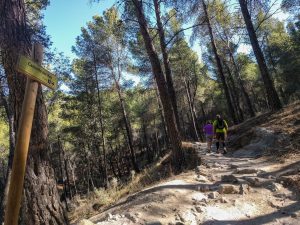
(213, 114, 228, 154)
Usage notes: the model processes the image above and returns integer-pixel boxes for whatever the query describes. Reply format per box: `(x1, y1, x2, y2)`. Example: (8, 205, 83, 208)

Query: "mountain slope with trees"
(0, 0, 299, 224)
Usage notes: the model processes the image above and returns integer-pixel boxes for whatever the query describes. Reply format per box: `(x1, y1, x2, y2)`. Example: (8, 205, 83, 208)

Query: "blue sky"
(44, 0, 114, 59)
(43, 0, 204, 61)
(43, 0, 287, 60)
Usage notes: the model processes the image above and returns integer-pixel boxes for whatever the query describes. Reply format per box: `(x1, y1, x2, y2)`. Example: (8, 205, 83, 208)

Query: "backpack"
(216, 119, 225, 129)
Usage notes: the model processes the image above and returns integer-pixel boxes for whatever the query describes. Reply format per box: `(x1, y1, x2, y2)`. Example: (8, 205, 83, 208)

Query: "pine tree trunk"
(142, 121, 152, 163)
(58, 137, 69, 211)
(0, 1, 68, 223)
(92, 51, 108, 187)
(238, 0, 282, 110)
(113, 72, 140, 173)
(154, 84, 169, 146)
(223, 60, 244, 122)
(228, 48, 255, 117)
(183, 76, 200, 141)
(202, 0, 238, 124)
(200, 102, 206, 121)
(63, 156, 72, 199)
(132, 0, 184, 171)
(153, 0, 182, 134)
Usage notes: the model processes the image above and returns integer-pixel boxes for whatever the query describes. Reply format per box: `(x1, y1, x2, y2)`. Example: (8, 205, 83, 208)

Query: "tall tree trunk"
(188, 77, 204, 141)
(58, 137, 69, 211)
(132, 0, 184, 171)
(223, 60, 244, 122)
(227, 47, 255, 117)
(200, 101, 206, 121)
(153, 0, 181, 134)
(202, 0, 238, 124)
(264, 34, 288, 105)
(0, 1, 68, 224)
(63, 156, 72, 199)
(154, 83, 169, 146)
(92, 51, 108, 187)
(238, 0, 282, 110)
(183, 75, 200, 141)
(59, 138, 72, 199)
(113, 70, 140, 173)
(142, 120, 152, 163)
(69, 162, 78, 196)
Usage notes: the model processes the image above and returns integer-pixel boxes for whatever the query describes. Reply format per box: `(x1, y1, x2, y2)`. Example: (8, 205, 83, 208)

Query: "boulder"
(239, 184, 250, 195)
(218, 184, 239, 194)
(221, 175, 239, 183)
(208, 192, 219, 199)
(265, 182, 283, 192)
(242, 176, 272, 187)
(196, 175, 209, 183)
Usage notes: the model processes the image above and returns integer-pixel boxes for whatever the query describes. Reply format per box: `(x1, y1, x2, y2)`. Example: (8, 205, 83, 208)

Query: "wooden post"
(4, 43, 43, 225)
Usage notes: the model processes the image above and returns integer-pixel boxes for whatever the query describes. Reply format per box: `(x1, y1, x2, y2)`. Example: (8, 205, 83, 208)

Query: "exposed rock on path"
(77, 143, 300, 225)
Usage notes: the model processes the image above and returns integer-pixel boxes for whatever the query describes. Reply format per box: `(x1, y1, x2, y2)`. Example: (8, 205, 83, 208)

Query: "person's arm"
(213, 121, 217, 137)
(224, 120, 228, 139)
(224, 120, 228, 132)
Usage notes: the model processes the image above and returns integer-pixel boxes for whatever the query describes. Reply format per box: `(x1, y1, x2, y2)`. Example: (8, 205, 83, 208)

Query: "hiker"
(203, 120, 214, 153)
(213, 114, 228, 154)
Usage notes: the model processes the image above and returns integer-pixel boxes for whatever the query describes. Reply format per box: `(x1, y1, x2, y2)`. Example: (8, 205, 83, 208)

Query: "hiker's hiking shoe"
(223, 148, 228, 154)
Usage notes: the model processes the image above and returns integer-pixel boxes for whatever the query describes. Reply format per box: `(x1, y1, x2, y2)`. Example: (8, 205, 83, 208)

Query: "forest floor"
(76, 102, 300, 225)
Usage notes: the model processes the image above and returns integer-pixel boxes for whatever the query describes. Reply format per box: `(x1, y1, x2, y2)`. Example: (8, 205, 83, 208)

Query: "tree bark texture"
(153, 0, 182, 135)
(0, 1, 68, 224)
(238, 0, 282, 110)
(132, 0, 184, 171)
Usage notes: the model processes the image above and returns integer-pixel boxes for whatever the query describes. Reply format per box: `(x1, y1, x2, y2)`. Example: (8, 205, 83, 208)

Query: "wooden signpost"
(16, 55, 58, 90)
(4, 43, 57, 225)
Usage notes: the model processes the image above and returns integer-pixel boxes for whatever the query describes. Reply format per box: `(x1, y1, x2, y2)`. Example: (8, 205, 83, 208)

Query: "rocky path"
(80, 143, 300, 225)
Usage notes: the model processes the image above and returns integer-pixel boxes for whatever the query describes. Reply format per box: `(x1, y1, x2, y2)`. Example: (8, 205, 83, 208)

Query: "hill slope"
(75, 102, 300, 225)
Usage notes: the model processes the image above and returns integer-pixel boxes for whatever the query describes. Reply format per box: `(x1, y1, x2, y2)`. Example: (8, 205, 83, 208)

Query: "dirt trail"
(82, 143, 300, 225)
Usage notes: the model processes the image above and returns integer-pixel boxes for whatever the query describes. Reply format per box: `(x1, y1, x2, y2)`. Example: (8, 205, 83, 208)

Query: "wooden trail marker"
(16, 55, 58, 90)
(4, 43, 56, 225)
